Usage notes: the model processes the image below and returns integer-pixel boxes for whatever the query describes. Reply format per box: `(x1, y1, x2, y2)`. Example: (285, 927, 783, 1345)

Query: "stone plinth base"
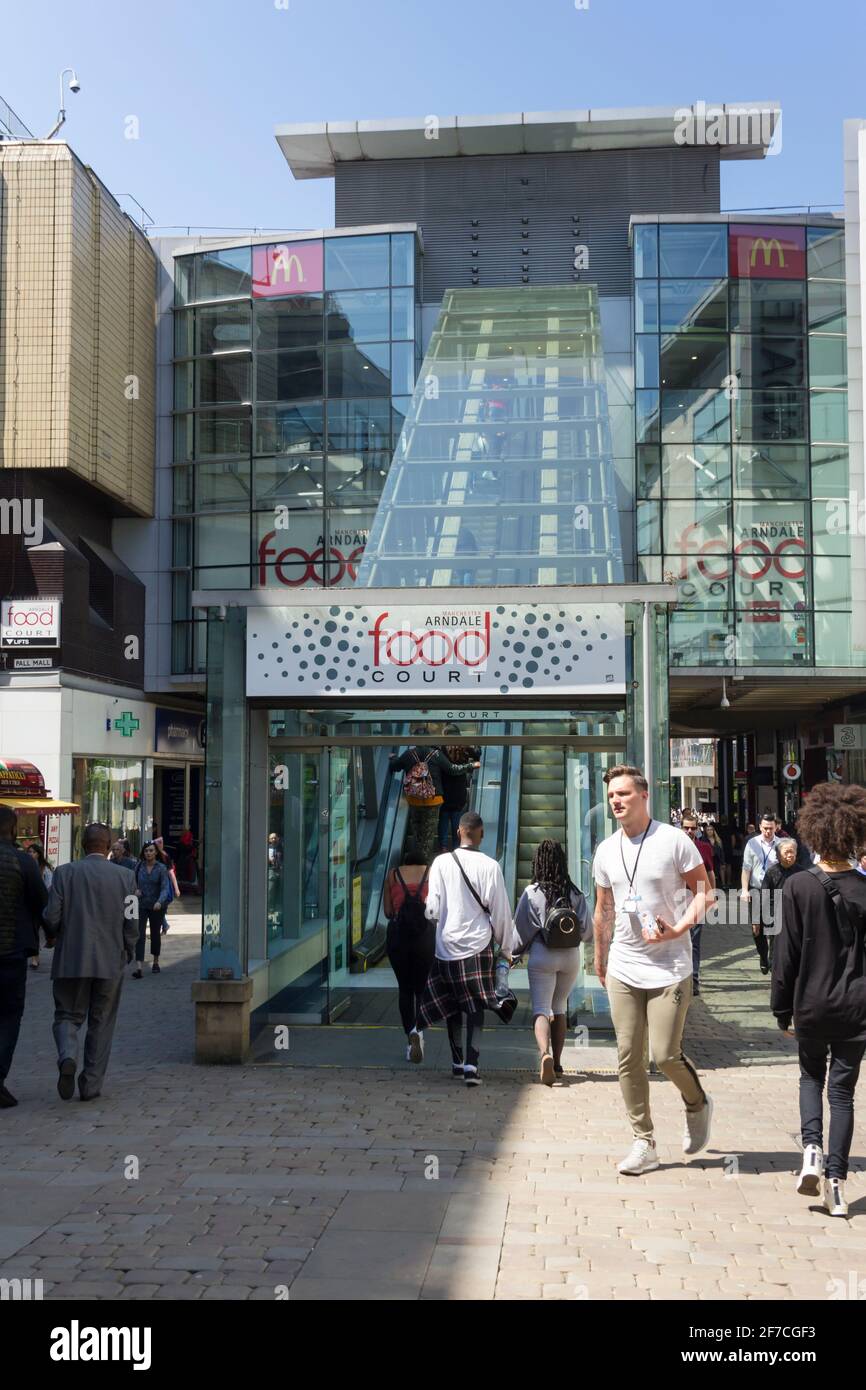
(192, 978, 254, 1063)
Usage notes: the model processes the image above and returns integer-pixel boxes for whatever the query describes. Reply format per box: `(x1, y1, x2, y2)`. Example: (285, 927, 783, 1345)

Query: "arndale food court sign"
(247, 603, 626, 697)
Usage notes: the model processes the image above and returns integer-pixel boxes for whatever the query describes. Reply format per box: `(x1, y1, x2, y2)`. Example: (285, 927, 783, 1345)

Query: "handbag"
(449, 851, 518, 1023)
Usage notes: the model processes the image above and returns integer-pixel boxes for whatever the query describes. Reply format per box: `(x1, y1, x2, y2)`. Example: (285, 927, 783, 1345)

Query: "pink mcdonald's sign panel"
(252, 240, 324, 298)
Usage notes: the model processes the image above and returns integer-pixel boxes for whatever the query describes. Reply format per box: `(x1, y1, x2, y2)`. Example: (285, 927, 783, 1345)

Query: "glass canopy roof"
(357, 285, 624, 588)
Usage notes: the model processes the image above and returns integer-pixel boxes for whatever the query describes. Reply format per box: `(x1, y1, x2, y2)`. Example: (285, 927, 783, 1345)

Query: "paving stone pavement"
(2, 915, 865, 1302)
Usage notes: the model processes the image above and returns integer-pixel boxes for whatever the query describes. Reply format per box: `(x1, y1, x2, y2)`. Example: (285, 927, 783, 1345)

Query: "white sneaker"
(408, 1030, 424, 1064)
(682, 1094, 713, 1156)
(824, 1177, 848, 1217)
(617, 1138, 660, 1175)
(796, 1144, 824, 1197)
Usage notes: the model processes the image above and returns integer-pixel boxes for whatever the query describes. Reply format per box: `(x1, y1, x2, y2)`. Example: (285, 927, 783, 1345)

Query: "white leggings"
(526, 941, 581, 1018)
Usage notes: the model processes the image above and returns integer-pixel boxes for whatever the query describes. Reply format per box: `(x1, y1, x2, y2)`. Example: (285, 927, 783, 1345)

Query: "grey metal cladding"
(336, 147, 721, 300)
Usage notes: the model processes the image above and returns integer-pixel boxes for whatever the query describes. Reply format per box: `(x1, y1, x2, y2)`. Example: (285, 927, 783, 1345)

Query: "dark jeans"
(438, 806, 462, 851)
(0, 954, 28, 1084)
(446, 1008, 484, 1069)
(386, 920, 435, 1035)
(799, 1037, 866, 1179)
(136, 907, 164, 963)
(690, 924, 702, 984)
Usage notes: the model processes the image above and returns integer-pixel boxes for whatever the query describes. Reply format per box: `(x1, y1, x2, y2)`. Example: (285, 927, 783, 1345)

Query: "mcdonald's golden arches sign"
(729, 224, 805, 280)
(252, 240, 324, 297)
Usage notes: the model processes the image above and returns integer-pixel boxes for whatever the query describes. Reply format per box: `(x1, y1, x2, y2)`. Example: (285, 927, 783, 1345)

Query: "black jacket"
(388, 745, 475, 799)
(439, 746, 481, 812)
(760, 861, 806, 926)
(0, 839, 49, 958)
(772, 867, 866, 1040)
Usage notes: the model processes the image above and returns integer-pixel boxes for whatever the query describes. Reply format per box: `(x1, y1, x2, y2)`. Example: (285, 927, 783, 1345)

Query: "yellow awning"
(0, 797, 80, 815)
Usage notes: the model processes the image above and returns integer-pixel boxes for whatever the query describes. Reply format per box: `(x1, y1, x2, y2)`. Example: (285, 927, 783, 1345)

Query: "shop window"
(197, 302, 252, 355)
(326, 290, 390, 343)
(659, 225, 727, 279)
(390, 233, 415, 286)
(660, 390, 731, 445)
(807, 226, 846, 280)
(661, 443, 731, 499)
(254, 295, 324, 352)
(808, 280, 847, 334)
(325, 235, 390, 292)
(730, 336, 805, 390)
(659, 279, 727, 333)
(733, 444, 808, 499)
(659, 334, 729, 390)
(195, 409, 251, 460)
(732, 390, 806, 443)
(195, 460, 252, 511)
(197, 356, 251, 406)
(326, 342, 391, 397)
(808, 335, 847, 390)
(256, 347, 324, 403)
(254, 456, 325, 508)
(633, 224, 658, 278)
(635, 281, 659, 332)
(195, 246, 252, 301)
(729, 279, 805, 335)
(810, 389, 848, 443)
(255, 402, 325, 457)
(811, 444, 849, 499)
(72, 758, 144, 856)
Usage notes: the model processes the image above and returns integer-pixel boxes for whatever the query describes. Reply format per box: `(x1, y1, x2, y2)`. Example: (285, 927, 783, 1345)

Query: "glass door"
(327, 747, 353, 1021)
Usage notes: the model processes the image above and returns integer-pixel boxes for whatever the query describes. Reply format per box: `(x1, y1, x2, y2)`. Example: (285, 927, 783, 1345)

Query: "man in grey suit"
(43, 823, 139, 1101)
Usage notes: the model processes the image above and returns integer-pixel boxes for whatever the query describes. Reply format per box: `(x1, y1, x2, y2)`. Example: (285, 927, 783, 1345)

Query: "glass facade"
(171, 232, 419, 671)
(358, 286, 624, 587)
(633, 219, 856, 667)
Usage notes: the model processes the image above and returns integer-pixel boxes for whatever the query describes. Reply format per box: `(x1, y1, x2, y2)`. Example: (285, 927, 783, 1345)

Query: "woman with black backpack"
(384, 842, 435, 1061)
(772, 781, 866, 1217)
(514, 839, 591, 1086)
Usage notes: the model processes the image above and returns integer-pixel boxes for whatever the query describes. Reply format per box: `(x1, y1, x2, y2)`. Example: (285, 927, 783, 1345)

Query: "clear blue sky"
(2, 0, 864, 233)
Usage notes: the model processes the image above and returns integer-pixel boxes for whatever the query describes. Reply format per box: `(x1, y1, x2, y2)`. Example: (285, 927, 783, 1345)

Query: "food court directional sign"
(247, 602, 626, 698)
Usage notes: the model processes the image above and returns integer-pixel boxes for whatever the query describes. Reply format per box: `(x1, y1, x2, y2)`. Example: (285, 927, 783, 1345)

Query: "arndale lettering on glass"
(371, 611, 491, 683)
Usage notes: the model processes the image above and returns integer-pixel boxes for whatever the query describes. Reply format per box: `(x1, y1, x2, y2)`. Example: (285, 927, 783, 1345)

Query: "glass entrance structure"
(358, 285, 624, 587)
(192, 278, 675, 1051)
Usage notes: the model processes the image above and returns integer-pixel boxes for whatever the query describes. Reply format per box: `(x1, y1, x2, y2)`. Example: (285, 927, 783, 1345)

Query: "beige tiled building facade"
(0, 141, 155, 514)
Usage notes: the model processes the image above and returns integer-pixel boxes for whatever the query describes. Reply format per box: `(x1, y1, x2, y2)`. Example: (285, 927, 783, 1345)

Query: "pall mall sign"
(247, 603, 626, 698)
(1, 599, 61, 648)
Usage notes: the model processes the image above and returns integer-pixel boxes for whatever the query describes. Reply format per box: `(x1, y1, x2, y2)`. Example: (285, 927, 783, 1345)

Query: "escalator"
(516, 743, 567, 895)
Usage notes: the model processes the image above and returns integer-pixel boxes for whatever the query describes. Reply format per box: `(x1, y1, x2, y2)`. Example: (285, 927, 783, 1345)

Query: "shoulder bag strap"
(809, 865, 855, 947)
(450, 850, 490, 916)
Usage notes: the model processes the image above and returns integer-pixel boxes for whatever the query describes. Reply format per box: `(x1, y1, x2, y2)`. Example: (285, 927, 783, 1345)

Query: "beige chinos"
(607, 974, 706, 1140)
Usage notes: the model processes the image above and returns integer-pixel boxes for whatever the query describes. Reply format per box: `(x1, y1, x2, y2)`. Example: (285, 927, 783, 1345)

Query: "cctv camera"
(69, 79, 81, 94)
(720, 695, 730, 710)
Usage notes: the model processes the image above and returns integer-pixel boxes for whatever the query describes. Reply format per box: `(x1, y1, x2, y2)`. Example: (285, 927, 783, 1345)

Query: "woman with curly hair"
(513, 839, 591, 1085)
(772, 781, 866, 1217)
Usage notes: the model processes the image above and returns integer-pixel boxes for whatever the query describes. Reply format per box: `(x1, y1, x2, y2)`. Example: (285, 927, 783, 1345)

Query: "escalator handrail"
(351, 752, 401, 873)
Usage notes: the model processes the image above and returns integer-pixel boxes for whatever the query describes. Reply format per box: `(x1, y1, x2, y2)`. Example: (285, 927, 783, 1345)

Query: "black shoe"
(553, 1064, 564, 1079)
(0, 1084, 17, 1108)
(451, 1063, 465, 1079)
(692, 979, 701, 996)
(464, 1066, 482, 1087)
(57, 1059, 76, 1101)
(132, 968, 143, 979)
(152, 962, 161, 974)
(760, 965, 769, 975)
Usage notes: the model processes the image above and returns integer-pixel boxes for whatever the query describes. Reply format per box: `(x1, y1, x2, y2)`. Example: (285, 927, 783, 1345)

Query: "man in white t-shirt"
(593, 764, 713, 1175)
(411, 811, 517, 1086)
(740, 813, 780, 975)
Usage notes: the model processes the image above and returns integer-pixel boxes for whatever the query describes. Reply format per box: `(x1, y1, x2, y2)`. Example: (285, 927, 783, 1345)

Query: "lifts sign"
(247, 604, 626, 697)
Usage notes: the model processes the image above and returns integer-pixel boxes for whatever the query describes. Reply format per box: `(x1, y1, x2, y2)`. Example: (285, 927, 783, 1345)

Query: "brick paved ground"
(2, 912, 865, 1302)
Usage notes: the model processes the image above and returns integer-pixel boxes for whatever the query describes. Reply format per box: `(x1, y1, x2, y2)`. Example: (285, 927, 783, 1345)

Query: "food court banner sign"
(247, 603, 626, 697)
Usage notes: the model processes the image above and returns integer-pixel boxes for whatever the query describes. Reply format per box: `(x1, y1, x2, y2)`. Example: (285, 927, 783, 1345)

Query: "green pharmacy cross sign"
(113, 711, 141, 738)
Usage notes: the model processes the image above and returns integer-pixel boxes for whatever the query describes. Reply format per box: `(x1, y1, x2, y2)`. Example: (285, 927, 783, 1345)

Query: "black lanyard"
(619, 821, 653, 895)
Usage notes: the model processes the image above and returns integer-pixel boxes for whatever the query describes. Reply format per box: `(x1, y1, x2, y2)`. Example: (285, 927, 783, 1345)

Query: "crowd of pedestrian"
(3, 739, 866, 1224)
